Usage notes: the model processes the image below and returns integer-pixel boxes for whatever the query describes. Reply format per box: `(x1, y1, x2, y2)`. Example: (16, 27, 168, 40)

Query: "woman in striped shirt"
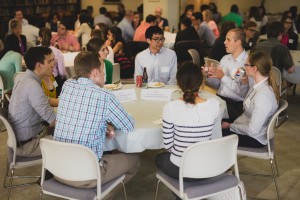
(155, 62, 220, 179)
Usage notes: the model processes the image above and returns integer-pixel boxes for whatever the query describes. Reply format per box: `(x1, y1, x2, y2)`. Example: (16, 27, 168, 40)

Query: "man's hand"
(222, 122, 231, 129)
(209, 65, 224, 79)
(106, 124, 115, 139)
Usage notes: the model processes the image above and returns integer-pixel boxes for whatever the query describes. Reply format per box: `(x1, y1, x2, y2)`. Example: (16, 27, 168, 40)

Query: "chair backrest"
(112, 63, 121, 83)
(267, 99, 288, 142)
(0, 107, 17, 165)
(65, 66, 76, 79)
(175, 40, 202, 63)
(188, 49, 201, 67)
(271, 66, 286, 96)
(127, 41, 149, 58)
(204, 57, 220, 67)
(180, 134, 239, 179)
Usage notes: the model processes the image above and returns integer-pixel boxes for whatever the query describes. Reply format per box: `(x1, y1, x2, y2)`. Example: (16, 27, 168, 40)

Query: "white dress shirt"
(134, 47, 177, 85)
(230, 78, 278, 145)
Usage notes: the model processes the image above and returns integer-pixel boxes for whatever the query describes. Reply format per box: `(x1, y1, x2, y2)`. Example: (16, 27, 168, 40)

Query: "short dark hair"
(181, 17, 192, 27)
(145, 26, 163, 39)
(24, 47, 52, 71)
(231, 4, 239, 13)
(14, 9, 23, 16)
(74, 51, 101, 78)
(244, 21, 257, 29)
(79, 12, 89, 24)
(145, 14, 156, 23)
(220, 21, 236, 36)
(177, 62, 203, 104)
(99, 7, 107, 14)
(193, 12, 203, 22)
(86, 38, 105, 53)
(267, 21, 284, 39)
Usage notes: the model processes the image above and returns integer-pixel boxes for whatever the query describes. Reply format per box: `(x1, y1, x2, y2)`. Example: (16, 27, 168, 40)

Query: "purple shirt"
(50, 46, 66, 77)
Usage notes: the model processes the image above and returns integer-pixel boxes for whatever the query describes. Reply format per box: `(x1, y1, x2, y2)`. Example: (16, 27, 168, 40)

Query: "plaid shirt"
(54, 78, 134, 159)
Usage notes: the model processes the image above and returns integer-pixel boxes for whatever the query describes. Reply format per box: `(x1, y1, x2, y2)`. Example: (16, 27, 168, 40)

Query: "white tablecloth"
(104, 84, 227, 153)
(163, 31, 176, 49)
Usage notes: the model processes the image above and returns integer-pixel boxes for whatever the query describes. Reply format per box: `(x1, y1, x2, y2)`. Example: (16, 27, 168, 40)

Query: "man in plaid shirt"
(54, 51, 140, 188)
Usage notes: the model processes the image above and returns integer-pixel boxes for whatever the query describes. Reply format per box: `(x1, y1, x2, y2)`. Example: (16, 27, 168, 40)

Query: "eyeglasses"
(244, 63, 253, 67)
(247, 29, 256, 32)
(151, 37, 165, 43)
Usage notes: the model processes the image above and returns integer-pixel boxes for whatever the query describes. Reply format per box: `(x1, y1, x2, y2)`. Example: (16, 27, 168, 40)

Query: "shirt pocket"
(160, 66, 170, 73)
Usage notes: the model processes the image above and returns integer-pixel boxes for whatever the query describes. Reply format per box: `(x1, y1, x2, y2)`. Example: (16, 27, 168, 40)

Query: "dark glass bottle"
(142, 67, 148, 88)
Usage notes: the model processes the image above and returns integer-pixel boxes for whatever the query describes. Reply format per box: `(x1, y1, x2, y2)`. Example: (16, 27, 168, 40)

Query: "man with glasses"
(253, 21, 300, 84)
(134, 26, 177, 85)
(243, 21, 258, 51)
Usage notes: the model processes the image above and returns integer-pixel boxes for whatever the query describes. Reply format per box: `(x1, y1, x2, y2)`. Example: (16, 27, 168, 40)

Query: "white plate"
(148, 82, 165, 88)
(103, 83, 123, 90)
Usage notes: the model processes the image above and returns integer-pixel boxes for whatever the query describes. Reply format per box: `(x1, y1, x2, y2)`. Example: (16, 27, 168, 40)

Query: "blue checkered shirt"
(54, 78, 134, 159)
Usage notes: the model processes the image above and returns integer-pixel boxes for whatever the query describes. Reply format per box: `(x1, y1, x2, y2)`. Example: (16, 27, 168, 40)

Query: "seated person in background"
(45, 12, 60, 32)
(94, 6, 113, 28)
(202, 9, 219, 38)
(117, 10, 135, 43)
(107, 27, 134, 78)
(205, 28, 249, 122)
(0, 39, 22, 92)
(91, 27, 114, 63)
(50, 20, 80, 52)
(281, 15, 299, 50)
(154, 7, 170, 32)
(75, 11, 92, 50)
(87, 38, 113, 84)
(22, 23, 39, 49)
(244, 21, 258, 51)
(222, 52, 279, 148)
(133, 14, 156, 42)
(5, 19, 27, 56)
(192, 12, 215, 47)
(156, 62, 220, 179)
(135, 26, 177, 85)
(8, 47, 56, 157)
(174, 17, 199, 45)
(39, 27, 67, 96)
(221, 4, 243, 28)
(253, 21, 300, 84)
(209, 21, 236, 61)
(8, 9, 28, 34)
(54, 51, 140, 188)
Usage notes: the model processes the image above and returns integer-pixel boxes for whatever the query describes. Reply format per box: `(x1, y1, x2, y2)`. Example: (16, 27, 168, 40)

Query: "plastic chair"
(187, 49, 201, 67)
(0, 107, 42, 200)
(237, 99, 288, 200)
(204, 57, 220, 67)
(155, 135, 244, 200)
(0, 75, 13, 106)
(39, 138, 128, 200)
(112, 63, 121, 83)
(272, 67, 288, 127)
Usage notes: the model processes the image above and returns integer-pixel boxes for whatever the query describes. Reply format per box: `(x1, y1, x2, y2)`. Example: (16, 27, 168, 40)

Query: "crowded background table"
(104, 84, 227, 153)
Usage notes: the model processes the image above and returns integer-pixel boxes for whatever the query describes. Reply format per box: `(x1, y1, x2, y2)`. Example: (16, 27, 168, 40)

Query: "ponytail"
(183, 90, 196, 104)
(268, 70, 280, 104)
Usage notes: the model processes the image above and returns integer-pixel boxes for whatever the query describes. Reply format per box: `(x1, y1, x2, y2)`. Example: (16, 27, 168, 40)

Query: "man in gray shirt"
(8, 47, 56, 157)
(94, 7, 113, 28)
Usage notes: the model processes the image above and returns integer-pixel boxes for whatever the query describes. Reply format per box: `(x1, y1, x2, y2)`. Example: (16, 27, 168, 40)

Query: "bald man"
(154, 7, 170, 32)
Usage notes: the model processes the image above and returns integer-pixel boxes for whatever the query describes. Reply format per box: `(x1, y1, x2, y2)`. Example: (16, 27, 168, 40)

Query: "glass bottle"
(142, 67, 148, 89)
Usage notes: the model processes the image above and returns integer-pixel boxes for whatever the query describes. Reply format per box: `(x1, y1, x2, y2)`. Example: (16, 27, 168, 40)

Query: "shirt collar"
(26, 69, 42, 84)
(230, 50, 247, 62)
(253, 77, 268, 90)
(77, 77, 95, 85)
(147, 47, 164, 55)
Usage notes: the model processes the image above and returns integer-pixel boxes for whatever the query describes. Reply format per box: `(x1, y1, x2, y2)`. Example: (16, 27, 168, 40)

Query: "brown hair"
(10, 19, 21, 30)
(229, 28, 246, 48)
(74, 51, 101, 78)
(39, 27, 52, 47)
(176, 62, 203, 104)
(248, 52, 279, 103)
(244, 21, 257, 29)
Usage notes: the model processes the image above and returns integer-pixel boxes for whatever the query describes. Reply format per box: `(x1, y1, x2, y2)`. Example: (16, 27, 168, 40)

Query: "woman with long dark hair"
(281, 15, 299, 50)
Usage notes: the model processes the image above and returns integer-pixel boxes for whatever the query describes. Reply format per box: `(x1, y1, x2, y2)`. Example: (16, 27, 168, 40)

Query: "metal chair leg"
(273, 156, 280, 177)
(270, 159, 281, 200)
(121, 181, 127, 200)
(154, 180, 161, 200)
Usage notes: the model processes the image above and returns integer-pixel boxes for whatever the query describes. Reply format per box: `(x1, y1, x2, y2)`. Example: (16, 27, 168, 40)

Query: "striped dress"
(162, 98, 220, 167)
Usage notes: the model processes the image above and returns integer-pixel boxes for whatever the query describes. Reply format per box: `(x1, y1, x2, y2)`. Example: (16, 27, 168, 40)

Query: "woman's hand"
(222, 122, 231, 129)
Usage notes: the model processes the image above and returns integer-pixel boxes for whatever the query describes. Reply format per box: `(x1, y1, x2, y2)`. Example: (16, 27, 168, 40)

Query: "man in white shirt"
(8, 9, 28, 34)
(117, 10, 135, 43)
(94, 7, 113, 28)
(22, 24, 39, 49)
(206, 28, 249, 122)
(135, 26, 177, 85)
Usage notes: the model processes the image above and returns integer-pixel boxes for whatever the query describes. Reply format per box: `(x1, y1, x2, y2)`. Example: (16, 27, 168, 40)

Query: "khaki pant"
(16, 126, 53, 157)
(55, 153, 141, 188)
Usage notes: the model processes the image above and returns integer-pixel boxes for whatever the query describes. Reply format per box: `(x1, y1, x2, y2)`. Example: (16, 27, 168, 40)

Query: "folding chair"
(112, 63, 121, 83)
(155, 135, 244, 200)
(237, 99, 288, 200)
(0, 108, 42, 200)
(40, 138, 128, 200)
(188, 49, 201, 67)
